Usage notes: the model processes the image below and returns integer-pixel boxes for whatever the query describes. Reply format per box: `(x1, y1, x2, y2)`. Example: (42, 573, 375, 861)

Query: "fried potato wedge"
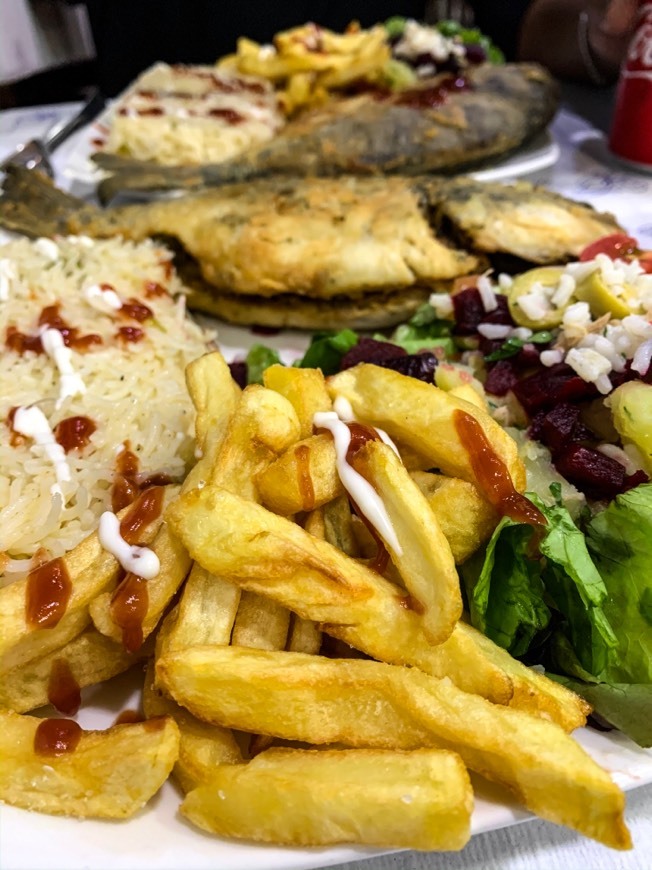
(326, 364, 527, 494)
(257, 433, 342, 515)
(410, 472, 499, 564)
(159, 563, 240, 654)
(166, 484, 512, 703)
(0, 710, 179, 819)
(355, 440, 462, 645)
(0, 485, 174, 674)
(158, 646, 629, 849)
(231, 590, 291, 651)
(143, 662, 242, 793)
(183, 351, 240, 492)
(0, 627, 149, 714)
(263, 364, 332, 439)
(89, 522, 192, 651)
(182, 747, 472, 850)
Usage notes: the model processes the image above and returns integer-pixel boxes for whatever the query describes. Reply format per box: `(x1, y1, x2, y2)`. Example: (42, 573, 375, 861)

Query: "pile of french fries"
(217, 22, 391, 115)
(0, 351, 633, 852)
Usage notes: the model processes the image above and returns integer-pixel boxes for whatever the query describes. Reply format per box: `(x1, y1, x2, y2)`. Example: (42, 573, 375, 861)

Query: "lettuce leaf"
(585, 483, 652, 684)
(296, 329, 359, 375)
(245, 344, 282, 384)
(462, 517, 550, 657)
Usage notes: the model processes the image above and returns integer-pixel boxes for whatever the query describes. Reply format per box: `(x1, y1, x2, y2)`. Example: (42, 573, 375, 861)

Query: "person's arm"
(516, 0, 639, 85)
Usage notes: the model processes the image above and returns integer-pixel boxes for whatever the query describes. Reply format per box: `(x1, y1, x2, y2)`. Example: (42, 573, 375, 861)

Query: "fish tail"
(0, 166, 95, 238)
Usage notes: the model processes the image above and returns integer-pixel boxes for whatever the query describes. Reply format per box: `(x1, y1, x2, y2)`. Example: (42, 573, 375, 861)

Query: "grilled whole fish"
(0, 168, 621, 330)
(93, 63, 559, 204)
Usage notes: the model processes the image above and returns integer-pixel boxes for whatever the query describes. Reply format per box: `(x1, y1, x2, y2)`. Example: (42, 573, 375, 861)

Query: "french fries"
(0, 710, 179, 819)
(1, 348, 631, 856)
(182, 747, 473, 850)
(218, 22, 392, 116)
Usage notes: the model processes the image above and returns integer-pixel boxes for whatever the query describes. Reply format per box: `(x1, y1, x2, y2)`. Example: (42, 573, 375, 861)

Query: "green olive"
(574, 271, 635, 320)
(507, 266, 567, 329)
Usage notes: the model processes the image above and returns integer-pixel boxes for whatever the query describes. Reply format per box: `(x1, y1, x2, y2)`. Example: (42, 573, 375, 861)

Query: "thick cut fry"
(182, 747, 472, 850)
(287, 612, 322, 655)
(327, 364, 526, 494)
(355, 440, 462, 645)
(456, 621, 590, 732)
(263, 364, 332, 439)
(158, 646, 630, 850)
(0, 628, 149, 713)
(231, 591, 291, 651)
(257, 433, 341, 515)
(0, 486, 174, 674)
(143, 662, 242, 793)
(159, 563, 240, 654)
(89, 522, 192, 650)
(322, 493, 359, 556)
(410, 472, 499, 564)
(0, 710, 179, 819)
(183, 351, 240, 492)
(166, 484, 512, 704)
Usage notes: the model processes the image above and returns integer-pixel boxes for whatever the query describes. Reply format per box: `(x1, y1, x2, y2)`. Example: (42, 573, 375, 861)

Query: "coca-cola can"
(608, 1, 652, 171)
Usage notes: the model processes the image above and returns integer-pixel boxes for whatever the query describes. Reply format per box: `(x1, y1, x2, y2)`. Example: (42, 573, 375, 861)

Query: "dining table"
(0, 85, 651, 870)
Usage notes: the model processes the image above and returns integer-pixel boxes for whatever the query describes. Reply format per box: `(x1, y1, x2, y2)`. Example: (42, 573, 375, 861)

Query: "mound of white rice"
(0, 235, 214, 582)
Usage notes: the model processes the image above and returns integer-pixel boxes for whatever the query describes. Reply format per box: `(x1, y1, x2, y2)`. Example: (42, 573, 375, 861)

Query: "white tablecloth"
(0, 98, 650, 870)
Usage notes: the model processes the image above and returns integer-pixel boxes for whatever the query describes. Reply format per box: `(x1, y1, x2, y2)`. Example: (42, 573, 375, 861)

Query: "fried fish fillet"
(0, 169, 622, 330)
(93, 63, 559, 203)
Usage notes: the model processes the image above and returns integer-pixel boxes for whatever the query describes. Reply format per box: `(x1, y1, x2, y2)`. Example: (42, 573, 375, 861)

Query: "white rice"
(0, 235, 214, 581)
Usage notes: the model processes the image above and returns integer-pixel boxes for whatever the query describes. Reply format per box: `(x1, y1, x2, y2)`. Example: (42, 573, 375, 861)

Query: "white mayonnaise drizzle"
(98, 512, 161, 579)
(13, 405, 71, 499)
(84, 283, 123, 314)
(0, 258, 16, 302)
(313, 403, 403, 555)
(40, 327, 86, 408)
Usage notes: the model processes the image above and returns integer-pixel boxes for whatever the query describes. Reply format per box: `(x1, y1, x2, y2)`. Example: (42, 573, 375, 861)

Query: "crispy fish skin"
(94, 63, 559, 202)
(434, 178, 623, 263)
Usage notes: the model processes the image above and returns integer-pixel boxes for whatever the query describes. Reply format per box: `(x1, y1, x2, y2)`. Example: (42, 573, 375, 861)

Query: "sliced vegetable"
(507, 266, 567, 329)
(574, 270, 633, 320)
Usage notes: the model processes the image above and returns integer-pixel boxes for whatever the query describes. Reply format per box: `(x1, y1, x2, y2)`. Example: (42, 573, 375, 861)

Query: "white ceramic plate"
(1, 316, 650, 870)
(61, 108, 560, 191)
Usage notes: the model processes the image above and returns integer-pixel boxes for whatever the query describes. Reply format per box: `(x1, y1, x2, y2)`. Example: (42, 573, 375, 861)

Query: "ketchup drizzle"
(47, 658, 81, 715)
(26, 557, 72, 629)
(34, 718, 82, 756)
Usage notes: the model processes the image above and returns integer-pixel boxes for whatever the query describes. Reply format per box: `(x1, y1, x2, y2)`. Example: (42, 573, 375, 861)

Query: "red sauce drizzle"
(34, 718, 82, 756)
(294, 444, 315, 512)
(5, 326, 43, 354)
(116, 325, 144, 344)
(110, 573, 149, 652)
(54, 416, 96, 453)
(119, 485, 165, 544)
(47, 658, 81, 715)
(207, 108, 245, 125)
(26, 557, 72, 628)
(120, 298, 153, 322)
(144, 280, 169, 299)
(453, 409, 546, 526)
(394, 75, 470, 109)
(39, 304, 103, 352)
(114, 709, 144, 725)
(112, 443, 140, 512)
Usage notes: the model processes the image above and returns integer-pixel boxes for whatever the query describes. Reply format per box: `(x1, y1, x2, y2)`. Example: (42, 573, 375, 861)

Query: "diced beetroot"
(452, 288, 513, 335)
(484, 359, 519, 396)
(381, 351, 438, 383)
(339, 337, 407, 370)
(516, 342, 545, 366)
(229, 360, 248, 389)
(478, 336, 504, 357)
(512, 363, 598, 414)
(553, 444, 628, 500)
(623, 469, 650, 491)
(529, 403, 593, 454)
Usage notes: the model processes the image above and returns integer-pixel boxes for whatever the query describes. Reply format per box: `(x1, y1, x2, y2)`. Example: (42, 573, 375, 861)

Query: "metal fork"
(0, 89, 105, 178)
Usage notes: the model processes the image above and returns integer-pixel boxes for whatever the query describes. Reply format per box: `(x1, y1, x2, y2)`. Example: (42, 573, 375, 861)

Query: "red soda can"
(608, 1, 652, 171)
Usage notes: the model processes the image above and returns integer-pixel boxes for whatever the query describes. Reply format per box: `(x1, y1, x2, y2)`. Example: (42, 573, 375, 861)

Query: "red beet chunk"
(484, 359, 519, 396)
(452, 288, 513, 335)
(381, 352, 438, 383)
(517, 342, 545, 366)
(529, 403, 593, 454)
(512, 363, 598, 414)
(339, 337, 407, 370)
(553, 444, 628, 500)
(229, 360, 248, 388)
